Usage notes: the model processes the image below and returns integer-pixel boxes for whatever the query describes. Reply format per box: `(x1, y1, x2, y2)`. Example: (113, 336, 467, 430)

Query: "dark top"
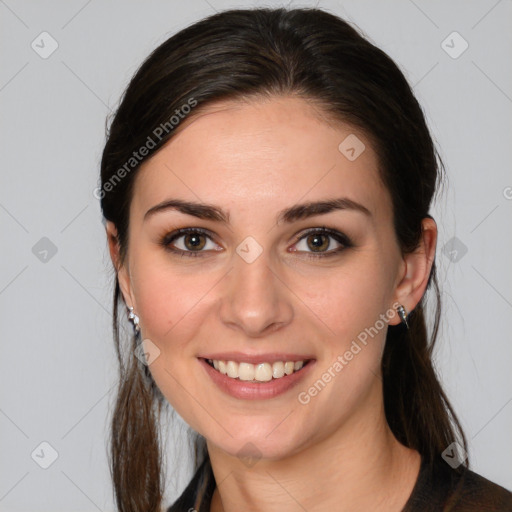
(168, 453, 512, 511)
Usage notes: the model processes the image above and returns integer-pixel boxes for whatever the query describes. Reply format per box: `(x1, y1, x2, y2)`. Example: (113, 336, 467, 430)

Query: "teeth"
(239, 362, 255, 381)
(207, 359, 306, 382)
(284, 361, 294, 375)
(226, 361, 238, 378)
(254, 363, 273, 382)
(272, 361, 285, 378)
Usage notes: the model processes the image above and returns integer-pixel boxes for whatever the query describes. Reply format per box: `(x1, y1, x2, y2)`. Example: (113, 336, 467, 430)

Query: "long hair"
(99, 8, 468, 511)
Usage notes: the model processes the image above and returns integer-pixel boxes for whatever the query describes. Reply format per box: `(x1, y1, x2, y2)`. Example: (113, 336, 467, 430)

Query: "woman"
(99, 7, 512, 512)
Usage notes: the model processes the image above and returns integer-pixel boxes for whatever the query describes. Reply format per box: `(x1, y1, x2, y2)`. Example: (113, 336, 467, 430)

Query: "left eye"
(291, 228, 351, 257)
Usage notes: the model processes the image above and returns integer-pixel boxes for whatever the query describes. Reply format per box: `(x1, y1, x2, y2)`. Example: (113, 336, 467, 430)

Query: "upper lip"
(199, 352, 315, 364)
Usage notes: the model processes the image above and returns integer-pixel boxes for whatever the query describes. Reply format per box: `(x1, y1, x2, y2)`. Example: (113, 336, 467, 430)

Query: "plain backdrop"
(1, 0, 511, 510)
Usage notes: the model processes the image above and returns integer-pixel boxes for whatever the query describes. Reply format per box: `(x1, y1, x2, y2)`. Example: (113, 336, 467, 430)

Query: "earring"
(396, 304, 409, 329)
(127, 306, 140, 333)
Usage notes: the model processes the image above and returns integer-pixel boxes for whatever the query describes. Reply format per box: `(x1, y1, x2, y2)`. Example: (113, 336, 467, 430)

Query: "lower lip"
(198, 358, 316, 400)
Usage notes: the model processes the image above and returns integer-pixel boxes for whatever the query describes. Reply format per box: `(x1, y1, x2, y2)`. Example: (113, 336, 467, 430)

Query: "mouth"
(198, 355, 316, 400)
(201, 357, 314, 383)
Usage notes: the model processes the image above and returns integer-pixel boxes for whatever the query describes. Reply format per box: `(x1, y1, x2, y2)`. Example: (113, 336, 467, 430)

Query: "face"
(113, 96, 413, 462)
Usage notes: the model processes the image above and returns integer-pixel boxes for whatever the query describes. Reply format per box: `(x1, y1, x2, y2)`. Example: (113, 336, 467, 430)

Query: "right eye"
(159, 228, 222, 257)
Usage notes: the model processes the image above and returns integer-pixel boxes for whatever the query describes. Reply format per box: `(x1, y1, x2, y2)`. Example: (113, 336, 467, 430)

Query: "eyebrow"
(143, 197, 372, 224)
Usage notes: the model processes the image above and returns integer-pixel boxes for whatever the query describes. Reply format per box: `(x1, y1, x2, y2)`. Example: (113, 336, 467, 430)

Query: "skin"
(106, 96, 437, 512)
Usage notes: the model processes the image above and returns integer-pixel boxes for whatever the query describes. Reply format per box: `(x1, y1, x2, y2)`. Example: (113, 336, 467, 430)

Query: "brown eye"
(305, 233, 330, 252)
(160, 228, 220, 257)
(183, 233, 207, 251)
(292, 227, 353, 259)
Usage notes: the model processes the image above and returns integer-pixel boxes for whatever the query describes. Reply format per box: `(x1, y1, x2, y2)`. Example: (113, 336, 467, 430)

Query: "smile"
(198, 355, 316, 400)
(206, 358, 310, 382)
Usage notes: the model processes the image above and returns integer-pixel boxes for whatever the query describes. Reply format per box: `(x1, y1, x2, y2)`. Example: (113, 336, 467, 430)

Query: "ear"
(388, 217, 437, 326)
(105, 221, 135, 309)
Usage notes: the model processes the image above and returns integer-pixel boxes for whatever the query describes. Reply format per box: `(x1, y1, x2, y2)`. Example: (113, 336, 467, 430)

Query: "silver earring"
(127, 306, 140, 333)
(396, 304, 409, 329)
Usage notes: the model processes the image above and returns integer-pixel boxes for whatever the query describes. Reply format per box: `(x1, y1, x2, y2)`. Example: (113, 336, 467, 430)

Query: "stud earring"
(396, 304, 409, 329)
(127, 306, 140, 333)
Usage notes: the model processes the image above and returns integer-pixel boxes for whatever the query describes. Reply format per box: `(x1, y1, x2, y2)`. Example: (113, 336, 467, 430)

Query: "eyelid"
(291, 226, 352, 246)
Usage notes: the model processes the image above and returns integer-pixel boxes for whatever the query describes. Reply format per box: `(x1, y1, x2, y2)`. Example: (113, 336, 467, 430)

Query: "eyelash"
(159, 226, 353, 260)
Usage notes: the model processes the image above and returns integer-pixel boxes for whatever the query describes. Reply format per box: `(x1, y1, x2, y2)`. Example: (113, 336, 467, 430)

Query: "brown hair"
(99, 7, 468, 511)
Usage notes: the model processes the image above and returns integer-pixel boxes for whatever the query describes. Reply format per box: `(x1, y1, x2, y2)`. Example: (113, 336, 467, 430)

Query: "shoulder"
(403, 454, 512, 512)
(450, 467, 512, 511)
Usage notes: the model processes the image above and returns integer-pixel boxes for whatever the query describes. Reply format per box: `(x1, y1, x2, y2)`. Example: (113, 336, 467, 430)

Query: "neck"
(207, 387, 421, 512)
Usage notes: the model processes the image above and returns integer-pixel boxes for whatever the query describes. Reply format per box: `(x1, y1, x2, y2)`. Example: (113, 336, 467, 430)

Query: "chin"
(207, 424, 306, 463)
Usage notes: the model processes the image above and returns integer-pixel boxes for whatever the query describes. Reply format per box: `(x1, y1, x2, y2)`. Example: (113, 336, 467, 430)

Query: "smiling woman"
(99, 7, 512, 512)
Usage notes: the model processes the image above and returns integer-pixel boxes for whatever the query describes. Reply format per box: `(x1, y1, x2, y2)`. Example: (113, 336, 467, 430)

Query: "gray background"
(1, 0, 511, 510)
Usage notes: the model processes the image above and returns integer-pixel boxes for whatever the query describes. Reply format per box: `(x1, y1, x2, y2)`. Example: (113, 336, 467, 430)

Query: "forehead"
(132, 96, 390, 224)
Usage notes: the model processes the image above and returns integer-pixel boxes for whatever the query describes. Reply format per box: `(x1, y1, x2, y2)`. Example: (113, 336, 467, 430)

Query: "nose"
(219, 249, 294, 338)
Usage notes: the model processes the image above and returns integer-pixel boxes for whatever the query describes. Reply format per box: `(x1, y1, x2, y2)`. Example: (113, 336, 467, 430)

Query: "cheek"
(297, 262, 390, 344)
(129, 260, 216, 429)
(131, 256, 215, 347)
